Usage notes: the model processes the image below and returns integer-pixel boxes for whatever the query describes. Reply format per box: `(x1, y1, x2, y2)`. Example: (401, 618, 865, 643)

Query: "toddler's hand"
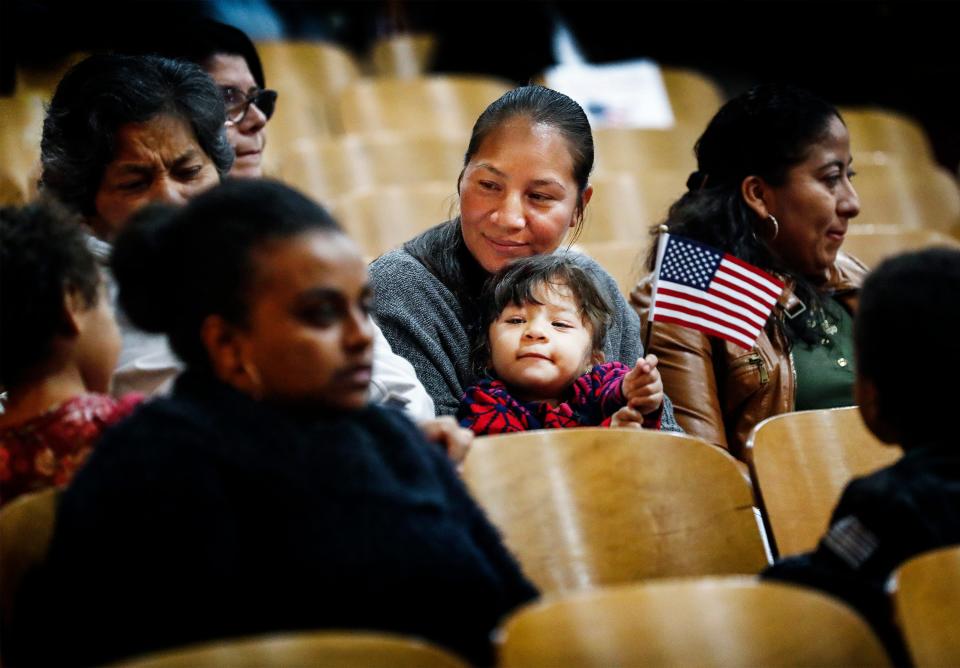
(609, 406, 646, 429)
(621, 354, 663, 416)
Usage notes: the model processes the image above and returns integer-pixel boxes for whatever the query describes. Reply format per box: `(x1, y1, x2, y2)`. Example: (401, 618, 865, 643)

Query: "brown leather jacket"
(631, 252, 868, 460)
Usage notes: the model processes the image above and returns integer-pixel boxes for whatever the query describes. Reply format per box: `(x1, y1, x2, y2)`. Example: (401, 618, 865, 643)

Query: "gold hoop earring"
(767, 214, 780, 240)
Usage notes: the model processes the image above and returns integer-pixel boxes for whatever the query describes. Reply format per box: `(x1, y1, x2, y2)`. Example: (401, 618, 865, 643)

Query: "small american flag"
(650, 233, 785, 350)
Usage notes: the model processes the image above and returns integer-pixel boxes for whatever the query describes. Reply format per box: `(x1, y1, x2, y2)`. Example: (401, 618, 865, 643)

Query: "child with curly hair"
(0, 202, 141, 507)
(458, 254, 664, 434)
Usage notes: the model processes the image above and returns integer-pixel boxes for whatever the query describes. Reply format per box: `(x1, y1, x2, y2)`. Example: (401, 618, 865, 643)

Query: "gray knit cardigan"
(370, 222, 679, 430)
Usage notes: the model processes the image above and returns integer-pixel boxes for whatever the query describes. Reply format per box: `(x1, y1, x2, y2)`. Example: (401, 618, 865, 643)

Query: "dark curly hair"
(40, 53, 234, 218)
(0, 201, 102, 389)
(651, 83, 844, 345)
(472, 253, 612, 379)
(112, 179, 341, 371)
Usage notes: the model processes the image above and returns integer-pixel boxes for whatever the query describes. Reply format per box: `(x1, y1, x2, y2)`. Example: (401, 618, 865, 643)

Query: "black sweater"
(12, 372, 536, 666)
(763, 442, 960, 664)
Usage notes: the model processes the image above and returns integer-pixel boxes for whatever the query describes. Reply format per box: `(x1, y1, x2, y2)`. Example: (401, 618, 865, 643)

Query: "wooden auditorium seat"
(14, 51, 89, 98)
(843, 224, 960, 269)
(255, 40, 361, 97)
(0, 170, 27, 206)
(891, 545, 960, 667)
(0, 488, 59, 636)
(841, 107, 936, 165)
(593, 123, 701, 175)
(574, 240, 653, 297)
(745, 407, 901, 558)
(276, 131, 465, 205)
(0, 92, 46, 197)
(461, 428, 769, 594)
(330, 181, 456, 258)
(255, 40, 362, 143)
(496, 576, 892, 667)
(114, 630, 468, 668)
(660, 67, 726, 130)
(579, 170, 686, 244)
(369, 33, 437, 78)
(336, 75, 512, 135)
(851, 158, 960, 236)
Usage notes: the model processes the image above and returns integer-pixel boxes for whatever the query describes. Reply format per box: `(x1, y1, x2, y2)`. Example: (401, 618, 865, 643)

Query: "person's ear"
(61, 287, 87, 337)
(740, 175, 773, 220)
(590, 348, 605, 367)
(854, 373, 899, 445)
(574, 185, 594, 227)
(201, 314, 261, 397)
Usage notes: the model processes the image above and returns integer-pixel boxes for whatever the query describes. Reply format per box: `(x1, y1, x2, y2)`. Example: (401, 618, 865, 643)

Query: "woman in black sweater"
(11, 179, 536, 667)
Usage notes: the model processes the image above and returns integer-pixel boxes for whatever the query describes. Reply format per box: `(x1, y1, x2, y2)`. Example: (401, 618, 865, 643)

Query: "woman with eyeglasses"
(39, 54, 231, 395)
(40, 51, 441, 430)
(153, 21, 437, 421)
(157, 19, 277, 179)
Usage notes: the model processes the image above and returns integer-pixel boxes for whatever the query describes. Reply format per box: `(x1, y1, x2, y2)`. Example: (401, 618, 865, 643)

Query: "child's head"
(112, 179, 374, 412)
(0, 201, 121, 394)
(854, 247, 960, 447)
(476, 254, 612, 402)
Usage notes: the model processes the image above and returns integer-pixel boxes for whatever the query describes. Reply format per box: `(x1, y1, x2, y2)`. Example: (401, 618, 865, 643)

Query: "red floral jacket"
(0, 393, 143, 507)
(458, 362, 661, 435)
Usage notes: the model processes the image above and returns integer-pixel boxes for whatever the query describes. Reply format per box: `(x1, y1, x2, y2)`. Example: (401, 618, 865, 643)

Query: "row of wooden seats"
(5, 46, 957, 243)
(458, 409, 898, 593)
(4, 447, 957, 666)
(0, 409, 894, 618)
(104, 557, 960, 668)
(255, 35, 728, 142)
(102, 578, 897, 667)
(271, 126, 697, 203)
(260, 35, 944, 168)
(321, 170, 959, 263)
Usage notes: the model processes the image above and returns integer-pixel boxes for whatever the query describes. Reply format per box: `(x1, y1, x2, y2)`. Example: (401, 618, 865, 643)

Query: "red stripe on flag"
(653, 314, 754, 350)
(655, 301, 758, 341)
(721, 253, 785, 289)
(716, 264, 782, 302)
(707, 278, 770, 319)
(658, 286, 765, 331)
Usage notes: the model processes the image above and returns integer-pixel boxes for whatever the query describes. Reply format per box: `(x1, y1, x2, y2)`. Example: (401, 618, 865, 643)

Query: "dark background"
(4, 0, 959, 170)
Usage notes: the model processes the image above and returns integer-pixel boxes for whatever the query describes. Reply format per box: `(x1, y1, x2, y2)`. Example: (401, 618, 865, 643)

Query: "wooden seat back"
(746, 407, 901, 557)
(462, 428, 768, 594)
(498, 577, 892, 667)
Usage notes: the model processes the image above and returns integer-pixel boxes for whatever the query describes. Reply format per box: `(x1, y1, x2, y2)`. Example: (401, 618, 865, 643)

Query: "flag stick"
(643, 227, 670, 355)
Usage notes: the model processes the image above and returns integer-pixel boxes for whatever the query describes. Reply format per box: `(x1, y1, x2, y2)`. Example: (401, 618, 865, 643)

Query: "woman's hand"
(609, 406, 647, 429)
(419, 416, 473, 465)
(621, 354, 664, 416)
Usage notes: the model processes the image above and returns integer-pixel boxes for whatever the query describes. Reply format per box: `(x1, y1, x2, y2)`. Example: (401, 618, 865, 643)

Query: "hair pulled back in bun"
(111, 178, 341, 370)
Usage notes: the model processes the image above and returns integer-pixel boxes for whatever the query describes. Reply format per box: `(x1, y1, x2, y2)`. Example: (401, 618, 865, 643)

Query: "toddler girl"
(0, 202, 142, 507)
(458, 254, 663, 434)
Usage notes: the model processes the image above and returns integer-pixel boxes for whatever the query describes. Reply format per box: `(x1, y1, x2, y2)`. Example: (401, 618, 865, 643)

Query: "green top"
(791, 298, 856, 411)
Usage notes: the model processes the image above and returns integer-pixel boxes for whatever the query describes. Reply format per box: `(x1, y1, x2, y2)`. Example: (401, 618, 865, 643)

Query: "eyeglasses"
(221, 86, 278, 125)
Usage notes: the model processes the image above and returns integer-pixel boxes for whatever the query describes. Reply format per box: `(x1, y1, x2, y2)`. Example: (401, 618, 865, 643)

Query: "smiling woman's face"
(763, 116, 861, 281)
(458, 117, 590, 274)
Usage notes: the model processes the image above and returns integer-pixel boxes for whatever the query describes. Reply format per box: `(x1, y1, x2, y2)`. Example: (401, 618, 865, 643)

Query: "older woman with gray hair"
(37, 54, 439, 425)
(39, 54, 231, 395)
